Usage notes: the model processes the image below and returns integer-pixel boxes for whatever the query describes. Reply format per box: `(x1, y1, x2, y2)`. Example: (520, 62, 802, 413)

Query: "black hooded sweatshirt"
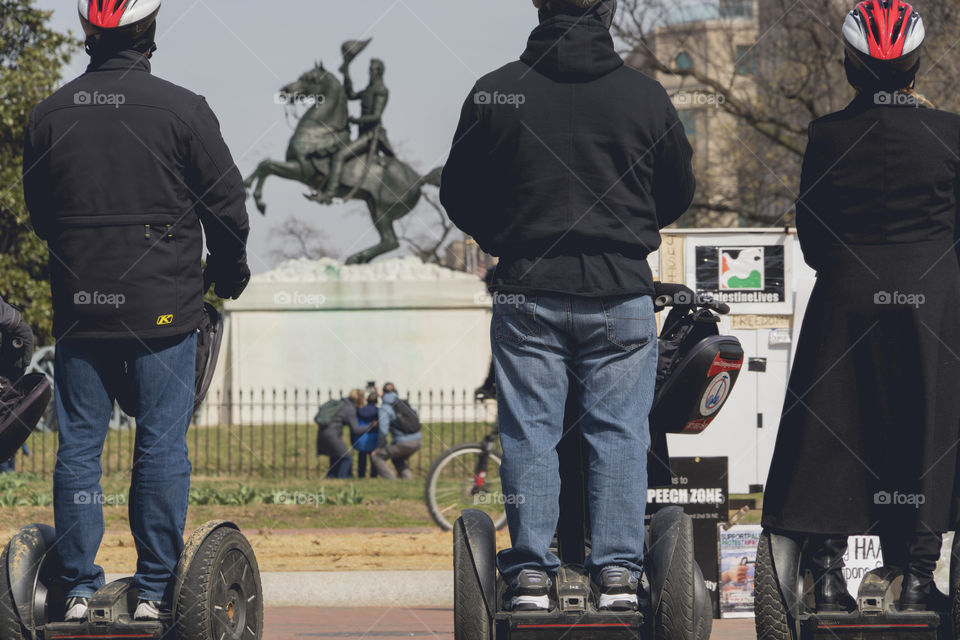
(440, 6, 695, 296)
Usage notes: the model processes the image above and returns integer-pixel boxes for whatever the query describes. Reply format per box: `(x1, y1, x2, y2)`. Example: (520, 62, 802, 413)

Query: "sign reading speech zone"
(695, 245, 786, 306)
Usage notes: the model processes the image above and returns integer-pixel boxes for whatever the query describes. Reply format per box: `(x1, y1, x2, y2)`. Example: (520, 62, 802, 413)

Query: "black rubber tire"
(0, 545, 28, 640)
(654, 513, 696, 640)
(950, 531, 960, 638)
(754, 530, 798, 640)
(426, 443, 506, 532)
(175, 527, 263, 640)
(692, 562, 713, 640)
(453, 517, 493, 640)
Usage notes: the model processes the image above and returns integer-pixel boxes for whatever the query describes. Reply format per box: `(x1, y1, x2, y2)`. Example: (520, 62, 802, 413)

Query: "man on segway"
(760, 0, 960, 623)
(22, 0, 250, 623)
(441, 0, 695, 613)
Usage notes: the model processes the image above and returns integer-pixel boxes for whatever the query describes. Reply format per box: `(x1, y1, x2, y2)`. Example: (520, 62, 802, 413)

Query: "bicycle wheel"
(426, 443, 507, 532)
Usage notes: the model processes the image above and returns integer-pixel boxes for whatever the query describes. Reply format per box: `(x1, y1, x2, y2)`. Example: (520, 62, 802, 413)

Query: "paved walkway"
(263, 607, 756, 639)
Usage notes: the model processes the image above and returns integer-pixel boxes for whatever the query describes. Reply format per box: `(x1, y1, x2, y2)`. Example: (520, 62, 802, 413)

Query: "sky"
(33, 0, 537, 274)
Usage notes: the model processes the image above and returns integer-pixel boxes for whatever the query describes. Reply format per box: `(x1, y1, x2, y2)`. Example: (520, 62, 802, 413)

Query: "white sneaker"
(508, 569, 552, 611)
(64, 596, 89, 622)
(134, 600, 161, 621)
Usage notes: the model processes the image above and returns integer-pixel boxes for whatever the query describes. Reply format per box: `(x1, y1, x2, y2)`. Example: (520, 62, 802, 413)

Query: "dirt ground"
(0, 526, 513, 573)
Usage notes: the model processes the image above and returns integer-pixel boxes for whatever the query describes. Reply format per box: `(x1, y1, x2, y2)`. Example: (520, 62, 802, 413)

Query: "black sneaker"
(596, 566, 640, 611)
(64, 596, 89, 622)
(507, 569, 552, 611)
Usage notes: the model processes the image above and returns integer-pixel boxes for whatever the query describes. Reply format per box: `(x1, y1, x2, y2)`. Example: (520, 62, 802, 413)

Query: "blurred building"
(628, 0, 760, 226)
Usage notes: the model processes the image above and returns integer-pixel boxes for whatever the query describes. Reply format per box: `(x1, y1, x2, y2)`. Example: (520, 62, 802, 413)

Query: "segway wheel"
(754, 530, 800, 640)
(950, 531, 960, 638)
(0, 544, 28, 640)
(692, 562, 713, 640)
(649, 508, 696, 640)
(454, 510, 496, 640)
(175, 527, 263, 640)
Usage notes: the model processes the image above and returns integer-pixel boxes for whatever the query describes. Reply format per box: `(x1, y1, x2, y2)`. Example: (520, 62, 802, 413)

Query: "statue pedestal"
(203, 257, 491, 423)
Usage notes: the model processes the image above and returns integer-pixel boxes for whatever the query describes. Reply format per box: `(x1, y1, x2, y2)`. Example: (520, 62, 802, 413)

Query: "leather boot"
(809, 536, 857, 613)
(895, 532, 945, 611)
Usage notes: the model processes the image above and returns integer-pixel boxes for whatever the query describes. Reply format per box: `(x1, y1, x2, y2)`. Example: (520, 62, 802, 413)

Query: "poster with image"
(718, 525, 761, 618)
(685, 234, 794, 315)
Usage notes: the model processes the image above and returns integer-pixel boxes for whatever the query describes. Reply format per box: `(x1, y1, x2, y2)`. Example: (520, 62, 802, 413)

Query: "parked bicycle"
(424, 419, 506, 531)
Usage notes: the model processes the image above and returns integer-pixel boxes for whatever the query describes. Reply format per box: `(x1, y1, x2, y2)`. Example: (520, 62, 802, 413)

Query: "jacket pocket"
(494, 295, 539, 344)
(602, 295, 655, 351)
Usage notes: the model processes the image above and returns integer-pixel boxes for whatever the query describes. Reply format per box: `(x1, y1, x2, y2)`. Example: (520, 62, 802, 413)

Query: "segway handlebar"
(653, 283, 731, 315)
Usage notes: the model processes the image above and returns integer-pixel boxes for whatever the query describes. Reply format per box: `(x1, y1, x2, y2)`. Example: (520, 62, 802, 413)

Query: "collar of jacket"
(86, 49, 152, 74)
(521, 12, 623, 82)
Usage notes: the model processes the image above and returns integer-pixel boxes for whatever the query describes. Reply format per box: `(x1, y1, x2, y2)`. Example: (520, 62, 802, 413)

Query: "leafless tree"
(397, 194, 458, 264)
(269, 215, 334, 263)
(615, 0, 960, 226)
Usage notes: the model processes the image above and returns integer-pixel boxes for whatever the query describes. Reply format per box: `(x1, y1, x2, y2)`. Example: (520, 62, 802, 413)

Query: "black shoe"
(813, 570, 857, 612)
(899, 572, 949, 611)
(595, 566, 640, 611)
(507, 569, 552, 611)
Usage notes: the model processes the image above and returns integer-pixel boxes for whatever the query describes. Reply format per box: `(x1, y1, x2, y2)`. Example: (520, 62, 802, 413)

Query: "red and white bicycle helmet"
(78, 0, 160, 39)
(843, 0, 925, 87)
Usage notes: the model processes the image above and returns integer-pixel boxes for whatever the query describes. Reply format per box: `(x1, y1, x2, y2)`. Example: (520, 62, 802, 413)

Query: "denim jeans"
(53, 332, 197, 601)
(492, 294, 657, 581)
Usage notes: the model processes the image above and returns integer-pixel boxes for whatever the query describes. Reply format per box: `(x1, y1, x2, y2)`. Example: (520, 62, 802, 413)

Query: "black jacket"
(762, 95, 960, 533)
(23, 50, 249, 340)
(440, 9, 695, 296)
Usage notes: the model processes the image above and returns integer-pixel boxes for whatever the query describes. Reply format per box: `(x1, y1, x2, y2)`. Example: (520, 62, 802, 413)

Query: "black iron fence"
(11, 389, 497, 478)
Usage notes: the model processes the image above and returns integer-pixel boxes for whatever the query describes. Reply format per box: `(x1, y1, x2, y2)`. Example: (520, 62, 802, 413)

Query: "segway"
(756, 530, 960, 640)
(0, 303, 263, 639)
(0, 520, 263, 640)
(453, 284, 744, 639)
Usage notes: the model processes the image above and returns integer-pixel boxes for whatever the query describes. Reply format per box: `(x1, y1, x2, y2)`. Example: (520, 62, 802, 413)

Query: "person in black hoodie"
(762, 0, 959, 614)
(441, 0, 694, 612)
(21, 0, 249, 623)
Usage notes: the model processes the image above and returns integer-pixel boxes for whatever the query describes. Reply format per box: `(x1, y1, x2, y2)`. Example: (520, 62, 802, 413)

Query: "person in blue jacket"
(372, 383, 421, 479)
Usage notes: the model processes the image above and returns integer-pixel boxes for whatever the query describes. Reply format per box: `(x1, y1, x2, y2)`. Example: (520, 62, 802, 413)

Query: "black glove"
(0, 318, 35, 381)
(204, 258, 251, 300)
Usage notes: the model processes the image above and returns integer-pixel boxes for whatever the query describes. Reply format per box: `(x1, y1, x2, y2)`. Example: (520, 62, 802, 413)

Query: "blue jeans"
(53, 333, 197, 601)
(492, 294, 657, 581)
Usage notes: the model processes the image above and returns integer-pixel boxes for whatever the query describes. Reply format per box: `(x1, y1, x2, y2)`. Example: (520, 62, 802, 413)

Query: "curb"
(107, 570, 455, 608)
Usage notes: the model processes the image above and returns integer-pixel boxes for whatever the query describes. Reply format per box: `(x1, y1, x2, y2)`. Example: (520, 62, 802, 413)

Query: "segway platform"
(494, 565, 647, 640)
(1, 520, 263, 640)
(755, 530, 960, 640)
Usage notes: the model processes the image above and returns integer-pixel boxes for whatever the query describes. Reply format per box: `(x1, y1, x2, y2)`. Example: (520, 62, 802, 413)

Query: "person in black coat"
(20, 1, 249, 622)
(762, 1, 958, 612)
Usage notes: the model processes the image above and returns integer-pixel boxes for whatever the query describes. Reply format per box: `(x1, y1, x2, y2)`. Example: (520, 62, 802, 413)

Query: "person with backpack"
(315, 389, 365, 479)
(372, 383, 422, 479)
(762, 0, 960, 613)
(21, 0, 249, 623)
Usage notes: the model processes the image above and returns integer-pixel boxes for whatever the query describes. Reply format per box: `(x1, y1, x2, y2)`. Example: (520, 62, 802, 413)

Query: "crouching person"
(372, 383, 422, 479)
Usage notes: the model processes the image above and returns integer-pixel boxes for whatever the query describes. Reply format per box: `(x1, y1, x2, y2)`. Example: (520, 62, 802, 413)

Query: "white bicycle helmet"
(78, 0, 160, 39)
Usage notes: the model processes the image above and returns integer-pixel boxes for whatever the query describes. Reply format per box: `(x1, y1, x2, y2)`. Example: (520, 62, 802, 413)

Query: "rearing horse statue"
(243, 57, 443, 264)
